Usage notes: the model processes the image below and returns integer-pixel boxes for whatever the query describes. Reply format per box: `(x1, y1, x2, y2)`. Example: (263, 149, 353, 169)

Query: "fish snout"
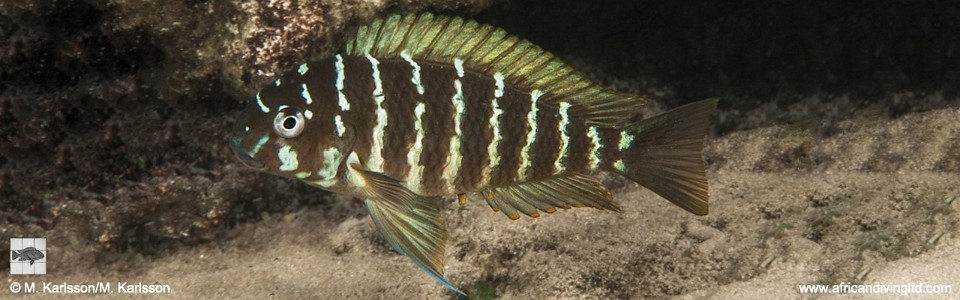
(230, 114, 267, 169)
(231, 139, 265, 169)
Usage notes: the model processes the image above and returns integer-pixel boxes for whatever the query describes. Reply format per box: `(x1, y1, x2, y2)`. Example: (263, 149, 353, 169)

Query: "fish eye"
(273, 107, 305, 138)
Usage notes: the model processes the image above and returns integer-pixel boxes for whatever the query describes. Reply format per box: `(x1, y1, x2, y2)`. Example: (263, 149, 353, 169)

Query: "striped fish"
(229, 13, 717, 296)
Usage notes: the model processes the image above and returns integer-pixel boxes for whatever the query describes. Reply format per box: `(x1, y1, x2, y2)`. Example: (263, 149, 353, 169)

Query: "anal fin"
(482, 173, 620, 220)
(352, 168, 466, 296)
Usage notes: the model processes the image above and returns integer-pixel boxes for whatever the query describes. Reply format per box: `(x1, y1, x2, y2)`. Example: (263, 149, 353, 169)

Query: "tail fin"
(12, 250, 20, 260)
(609, 98, 718, 215)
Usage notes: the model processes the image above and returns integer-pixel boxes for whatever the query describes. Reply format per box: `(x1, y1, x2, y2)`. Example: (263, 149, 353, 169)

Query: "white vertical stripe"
(494, 72, 505, 98)
(247, 135, 269, 157)
(614, 159, 626, 171)
(587, 126, 602, 170)
(518, 89, 543, 180)
(277, 145, 299, 171)
(479, 72, 506, 188)
(400, 50, 425, 95)
(255, 92, 270, 113)
(334, 115, 346, 136)
(407, 102, 426, 193)
(304, 109, 313, 120)
(274, 79, 281, 86)
(318, 148, 341, 179)
(309, 147, 342, 188)
(334, 54, 350, 138)
(443, 65, 466, 193)
(298, 63, 309, 75)
(300, 83, 313, 105)
(619, 131, 634, 151)
(335, 54, 350, 111)
(555, 102, 572, 174)
(365, 54, 387, 172)
(454, 58, 465, 78)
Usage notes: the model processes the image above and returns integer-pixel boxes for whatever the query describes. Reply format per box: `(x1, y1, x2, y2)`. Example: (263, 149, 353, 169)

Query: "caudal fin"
(12, 250, 19, 260)
(609, 98, 718, 215)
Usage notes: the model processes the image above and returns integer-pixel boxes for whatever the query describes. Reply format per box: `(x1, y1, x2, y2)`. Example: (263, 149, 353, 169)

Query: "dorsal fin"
(344, 13, 646, 128)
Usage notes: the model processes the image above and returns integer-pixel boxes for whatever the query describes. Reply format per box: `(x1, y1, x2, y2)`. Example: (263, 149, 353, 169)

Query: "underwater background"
(1, 0, 958, 298)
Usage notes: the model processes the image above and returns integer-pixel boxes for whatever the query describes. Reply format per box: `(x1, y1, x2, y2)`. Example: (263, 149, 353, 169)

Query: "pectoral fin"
(353, 168, 466, 297)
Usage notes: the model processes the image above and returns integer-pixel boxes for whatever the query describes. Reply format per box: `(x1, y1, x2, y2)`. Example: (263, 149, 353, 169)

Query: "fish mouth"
(233, 149, 265, 169)
(230, 135, 266, 169)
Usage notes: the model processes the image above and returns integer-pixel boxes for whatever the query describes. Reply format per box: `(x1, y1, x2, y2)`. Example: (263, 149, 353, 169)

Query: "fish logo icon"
(12, 247, 45, 265)
(9, 238, 46, 275)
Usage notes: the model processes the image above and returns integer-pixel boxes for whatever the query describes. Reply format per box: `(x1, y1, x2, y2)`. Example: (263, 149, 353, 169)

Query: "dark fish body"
(12, 247, 44, 265)
(251, 55, 633, 198)
(230, 13, 717, 296)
